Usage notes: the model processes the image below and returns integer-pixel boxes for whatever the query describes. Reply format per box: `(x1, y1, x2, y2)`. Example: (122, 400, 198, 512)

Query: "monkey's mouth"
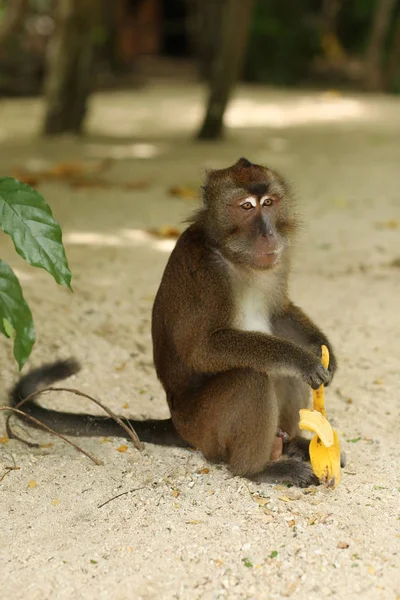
(255, 246, 283, 268)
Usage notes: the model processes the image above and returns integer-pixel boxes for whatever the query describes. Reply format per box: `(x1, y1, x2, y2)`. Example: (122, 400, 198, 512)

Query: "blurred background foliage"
(0, 0, 399, 138)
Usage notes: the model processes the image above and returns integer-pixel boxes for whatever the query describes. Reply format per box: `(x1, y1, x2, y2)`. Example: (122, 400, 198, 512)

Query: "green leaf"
(0, 178, 72, 289)
(347, 437, 362, 443)
(0, 260, 35, 369)
(270, 550, 278, 559)
(242, 558, 253, 568)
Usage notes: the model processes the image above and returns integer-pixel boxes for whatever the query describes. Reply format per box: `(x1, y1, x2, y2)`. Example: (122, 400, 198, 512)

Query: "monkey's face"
(204, 158, 295, 270)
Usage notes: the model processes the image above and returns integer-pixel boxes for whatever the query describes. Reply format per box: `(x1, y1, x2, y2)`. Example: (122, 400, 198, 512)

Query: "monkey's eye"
(240, 197, 256, 210)
(261, 196, 274, 207)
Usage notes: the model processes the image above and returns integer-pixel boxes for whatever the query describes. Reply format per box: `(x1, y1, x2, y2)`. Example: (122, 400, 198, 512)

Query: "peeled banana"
(299, 345, 341, 488)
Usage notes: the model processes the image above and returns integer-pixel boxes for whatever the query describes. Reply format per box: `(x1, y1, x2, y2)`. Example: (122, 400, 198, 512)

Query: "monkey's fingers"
(312, 344, 330, 416)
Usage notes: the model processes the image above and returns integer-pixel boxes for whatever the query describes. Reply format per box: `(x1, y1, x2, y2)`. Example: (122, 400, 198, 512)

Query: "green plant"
(0, 177, 71, 369)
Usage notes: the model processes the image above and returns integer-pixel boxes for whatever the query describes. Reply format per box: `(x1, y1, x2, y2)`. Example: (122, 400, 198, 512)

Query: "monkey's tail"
(9, 359, 189, 448)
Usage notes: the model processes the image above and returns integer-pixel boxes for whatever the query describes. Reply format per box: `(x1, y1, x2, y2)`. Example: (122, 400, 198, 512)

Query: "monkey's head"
(202, 158, 296, 270)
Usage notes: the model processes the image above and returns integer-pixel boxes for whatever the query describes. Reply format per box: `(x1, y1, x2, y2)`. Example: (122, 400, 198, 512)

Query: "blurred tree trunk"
(364, 0, 397, 91)
(320, 0, 346, 64)
(197, 0, 255, 140)
(190, 0, 225, 81)
(42, 0, 99, 135)
(320, 0, 342, 38)
(385, 16, 400, 90)
(0, 0, 27, 47)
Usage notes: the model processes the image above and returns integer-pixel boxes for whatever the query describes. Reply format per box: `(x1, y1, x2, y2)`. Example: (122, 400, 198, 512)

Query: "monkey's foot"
(283, 436, 311, 462)
(255, 459, 320, 488)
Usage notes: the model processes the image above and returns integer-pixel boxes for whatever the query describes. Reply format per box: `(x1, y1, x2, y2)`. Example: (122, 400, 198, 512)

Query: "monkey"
(9, 158, 338, 487)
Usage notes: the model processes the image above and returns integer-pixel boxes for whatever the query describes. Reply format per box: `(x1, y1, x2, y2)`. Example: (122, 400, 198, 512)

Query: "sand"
(0, 82, 399, 600)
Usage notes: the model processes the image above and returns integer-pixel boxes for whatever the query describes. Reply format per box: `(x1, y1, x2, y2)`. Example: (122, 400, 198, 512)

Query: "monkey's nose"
(262, 228, 274, 238)
(260, 218, 274, 238)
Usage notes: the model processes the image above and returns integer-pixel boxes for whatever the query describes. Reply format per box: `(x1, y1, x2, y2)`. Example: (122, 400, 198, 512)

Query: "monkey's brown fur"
(151, 158, 336, 486)
(10, 158, 337, 487)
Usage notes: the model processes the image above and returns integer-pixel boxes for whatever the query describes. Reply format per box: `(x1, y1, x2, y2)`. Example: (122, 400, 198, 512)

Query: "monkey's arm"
(187, 328, 330, 390)
(272, 302, 337, 383)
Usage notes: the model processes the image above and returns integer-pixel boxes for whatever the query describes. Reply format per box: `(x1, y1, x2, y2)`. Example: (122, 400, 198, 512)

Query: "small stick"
(5, 417, 40, 448)
(0, 467, 18, 483)
(0, 452, 20, 483)
(10, 386, 142, 451)
(0, 407, 103, 466)
(98, 486, 147, 509)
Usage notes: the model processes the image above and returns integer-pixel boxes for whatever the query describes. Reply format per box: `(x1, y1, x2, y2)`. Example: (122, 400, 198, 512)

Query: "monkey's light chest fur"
(232, 269, 279, 335)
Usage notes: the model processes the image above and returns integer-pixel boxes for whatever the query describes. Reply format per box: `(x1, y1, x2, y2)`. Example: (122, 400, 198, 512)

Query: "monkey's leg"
(173, 369, 319, 488)
(274, 376, 313, 462)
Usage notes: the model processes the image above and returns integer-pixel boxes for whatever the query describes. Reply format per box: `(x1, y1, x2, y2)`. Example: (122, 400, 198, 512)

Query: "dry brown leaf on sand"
(69, 178, 111, 190)
(279, 493, 301, 502)
(147, 226, 181, 239)
(116, 445, 128, 453)
(49, 158, 112, 178)
(11, 159, 113, 187)
(48, 162, 85, 178)
(253, 495, 269, 506)
(168, 185, 197, 200)
(123, 180, 149, 190)
(375, 219, 399, 230)
(337, 541, 349, 549)
(12, 162, 84, 182)
(11, 170, 39, 186)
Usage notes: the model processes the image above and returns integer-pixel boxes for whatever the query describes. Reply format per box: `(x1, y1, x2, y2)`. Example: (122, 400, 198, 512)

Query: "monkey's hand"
(300, 352, 331, 390)
(277, 303, 337, 386)
(311, 341, 337, 386)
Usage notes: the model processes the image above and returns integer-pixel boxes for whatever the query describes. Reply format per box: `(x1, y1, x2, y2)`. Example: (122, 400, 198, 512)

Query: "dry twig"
(0, 451, 20, 483)
(8, 386, 142, 451)
(98, 486, 147, 509)
(0, 407, 103, 466)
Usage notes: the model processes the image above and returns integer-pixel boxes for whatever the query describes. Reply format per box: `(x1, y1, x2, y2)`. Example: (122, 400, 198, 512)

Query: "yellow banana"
(299, 409, 334, 447)
(312, 344, 329, 416)
(299, 345, 341, 488)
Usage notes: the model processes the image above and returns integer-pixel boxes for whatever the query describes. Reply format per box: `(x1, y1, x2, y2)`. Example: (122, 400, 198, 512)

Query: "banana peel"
(299, 345, 341, 488)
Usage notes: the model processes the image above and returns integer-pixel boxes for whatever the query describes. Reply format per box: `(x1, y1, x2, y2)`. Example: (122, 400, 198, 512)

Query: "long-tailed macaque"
(10, 158, 337, 487)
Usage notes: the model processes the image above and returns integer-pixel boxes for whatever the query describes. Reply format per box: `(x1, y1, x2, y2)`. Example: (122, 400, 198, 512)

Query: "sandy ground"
(0, 82, 399, 600)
